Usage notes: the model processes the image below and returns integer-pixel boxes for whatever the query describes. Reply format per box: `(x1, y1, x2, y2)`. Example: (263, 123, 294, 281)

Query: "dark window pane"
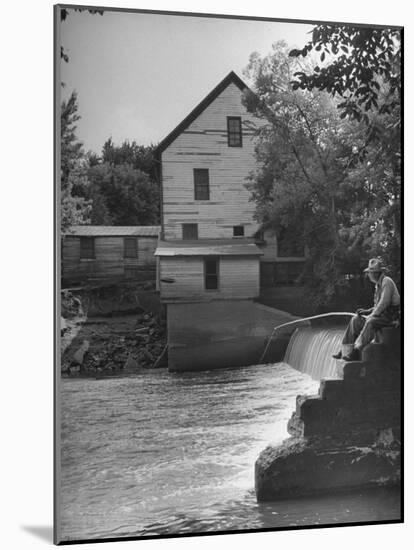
(182, 224, 198, 240)
(204, 258, 219, 289)
(205, 275, 218, 289)
(124, 237, 138, 258)
(194, 169, 210, 200)
(205, 259, 217, 274)
(227, 117, 242, 147)
(80, 237, 95, 259)
(233, 225, 244, 237)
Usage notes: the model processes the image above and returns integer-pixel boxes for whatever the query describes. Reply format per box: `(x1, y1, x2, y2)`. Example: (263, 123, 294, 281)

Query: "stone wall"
(255, 328, 401, 501)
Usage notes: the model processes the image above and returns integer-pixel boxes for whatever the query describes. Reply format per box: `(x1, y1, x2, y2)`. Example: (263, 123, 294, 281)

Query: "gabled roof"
(155, 239, 262, 257)
(155, 71, 249, 155)
(65, 226, 160, 237)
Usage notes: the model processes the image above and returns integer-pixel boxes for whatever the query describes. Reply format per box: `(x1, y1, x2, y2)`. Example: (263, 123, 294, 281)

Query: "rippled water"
(59, 363, 400, 542)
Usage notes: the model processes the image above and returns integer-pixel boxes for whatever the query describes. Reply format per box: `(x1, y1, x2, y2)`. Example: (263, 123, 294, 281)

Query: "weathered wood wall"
(62, 236, 157, 282)
(162, 82, 262, 240)
(159, 256, 260, 301)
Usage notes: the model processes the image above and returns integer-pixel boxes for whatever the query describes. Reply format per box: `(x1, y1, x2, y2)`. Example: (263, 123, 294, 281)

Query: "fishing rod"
(259, 311, 355, 364)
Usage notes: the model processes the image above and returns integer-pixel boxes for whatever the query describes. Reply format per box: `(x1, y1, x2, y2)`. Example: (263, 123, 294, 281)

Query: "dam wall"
(166, 300, 296, 372)
(255, 327, 401, 501)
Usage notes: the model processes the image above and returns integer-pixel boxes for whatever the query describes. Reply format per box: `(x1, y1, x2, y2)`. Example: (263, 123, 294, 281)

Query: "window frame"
(182, 223, 198, 240)
(233, 225, 245, 237)
(80, 236, 95, 260)
(193, 168, 210, 201)
(227, 116, 242, 147)
(204, 257, 219, 290)
(124, 236, 138, 259)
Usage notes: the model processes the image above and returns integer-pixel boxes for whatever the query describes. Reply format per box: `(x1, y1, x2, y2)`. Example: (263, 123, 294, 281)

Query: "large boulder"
(255, 430, 400, 501)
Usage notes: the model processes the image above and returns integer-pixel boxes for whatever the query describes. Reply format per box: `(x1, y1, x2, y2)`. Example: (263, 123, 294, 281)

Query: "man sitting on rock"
(333, 258, 400, 362)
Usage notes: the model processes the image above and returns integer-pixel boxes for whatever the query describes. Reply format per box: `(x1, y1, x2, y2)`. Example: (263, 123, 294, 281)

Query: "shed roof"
(154, 71, 249, 155)
(155, 239, 262, 257)
(66, 226, 160, 237)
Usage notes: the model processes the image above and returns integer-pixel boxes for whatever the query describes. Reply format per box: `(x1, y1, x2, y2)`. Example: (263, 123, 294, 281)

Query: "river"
(59, 363, 400, 542)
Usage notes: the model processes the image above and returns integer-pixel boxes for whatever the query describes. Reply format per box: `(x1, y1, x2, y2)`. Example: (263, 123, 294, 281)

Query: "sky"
(60, 9, 312, 153)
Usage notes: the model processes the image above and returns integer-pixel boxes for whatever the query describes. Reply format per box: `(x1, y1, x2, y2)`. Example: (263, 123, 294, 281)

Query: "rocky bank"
(61, 283, 167, 377)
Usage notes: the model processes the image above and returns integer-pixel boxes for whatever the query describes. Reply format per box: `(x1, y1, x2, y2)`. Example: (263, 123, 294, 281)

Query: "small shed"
(62, 226, 160, 284)
(155, 239, 262, 302)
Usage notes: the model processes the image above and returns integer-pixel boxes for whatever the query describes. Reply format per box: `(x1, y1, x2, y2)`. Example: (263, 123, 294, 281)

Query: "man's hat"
(363, 258, 385, 273)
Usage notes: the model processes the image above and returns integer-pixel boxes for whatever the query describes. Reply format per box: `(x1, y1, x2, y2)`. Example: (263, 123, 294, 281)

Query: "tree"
(60, 91, 90, 231)
(289, 25, 402, 125)
(289, 26, 402, 281)
(61, 161, 92, 230)
(87, 162, 159, 226)
(243, 42, 400, 310)
(101, 138, 157, 180)
(60, 7, 103, 63)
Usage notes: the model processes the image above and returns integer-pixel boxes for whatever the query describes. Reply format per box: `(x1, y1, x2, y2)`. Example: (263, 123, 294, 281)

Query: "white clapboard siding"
(162, 82, 263, 240)
(159, 256, 259, 301)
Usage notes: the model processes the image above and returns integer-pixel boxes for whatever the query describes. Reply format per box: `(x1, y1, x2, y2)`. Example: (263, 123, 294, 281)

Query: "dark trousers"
(342, 308, 399, 349)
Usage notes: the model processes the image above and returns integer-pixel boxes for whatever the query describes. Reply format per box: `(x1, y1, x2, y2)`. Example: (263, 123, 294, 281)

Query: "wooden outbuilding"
(62, 225, 160, 285)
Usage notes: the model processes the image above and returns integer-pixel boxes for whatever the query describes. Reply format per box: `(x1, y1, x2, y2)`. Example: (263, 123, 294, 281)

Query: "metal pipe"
(259, 311, 355, 364)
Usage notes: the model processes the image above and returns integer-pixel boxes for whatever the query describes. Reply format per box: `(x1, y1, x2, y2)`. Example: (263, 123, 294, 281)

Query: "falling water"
(284, 326, 346, 380)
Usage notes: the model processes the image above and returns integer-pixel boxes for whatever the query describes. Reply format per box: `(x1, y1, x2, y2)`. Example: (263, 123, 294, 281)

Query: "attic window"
(227, 117, 242, 147)
(80, 237, 95, 259)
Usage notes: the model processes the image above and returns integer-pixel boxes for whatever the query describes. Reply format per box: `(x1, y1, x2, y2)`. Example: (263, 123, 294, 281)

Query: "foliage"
(243, 41, 401, 310)
(60, 91, 160, 228)
(87, 162, 160, 226)
(60, 92, 91, 231)
(101, 138, 157, 180)
(60, 7, 104, 63)
(289, 25, 402, 125)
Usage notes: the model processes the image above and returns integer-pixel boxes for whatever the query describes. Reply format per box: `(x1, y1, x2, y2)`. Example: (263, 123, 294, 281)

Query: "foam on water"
(59, 360, 399, 542)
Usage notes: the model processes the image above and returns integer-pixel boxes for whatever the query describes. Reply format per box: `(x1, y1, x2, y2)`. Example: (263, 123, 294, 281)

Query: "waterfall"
(284, 326, 345, 380)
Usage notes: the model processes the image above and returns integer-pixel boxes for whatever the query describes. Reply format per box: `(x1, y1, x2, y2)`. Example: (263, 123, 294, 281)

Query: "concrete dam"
(255, 323, 401, 501)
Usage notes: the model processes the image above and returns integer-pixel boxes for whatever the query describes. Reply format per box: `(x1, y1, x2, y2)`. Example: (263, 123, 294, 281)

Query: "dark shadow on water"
(21, 525, 53, 543)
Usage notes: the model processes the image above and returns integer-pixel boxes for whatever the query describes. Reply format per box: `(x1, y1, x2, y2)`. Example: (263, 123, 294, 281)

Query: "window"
(124, 237, 138, 258)
(182, 223, 198, 240)
(227, 117, 242, 147)
(205, 258, 219, 290)
(233, 225, 244, 237)
(194, 169, 210, 200)
(80, 237, 95, 259)
(254, 230, 265, 243)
